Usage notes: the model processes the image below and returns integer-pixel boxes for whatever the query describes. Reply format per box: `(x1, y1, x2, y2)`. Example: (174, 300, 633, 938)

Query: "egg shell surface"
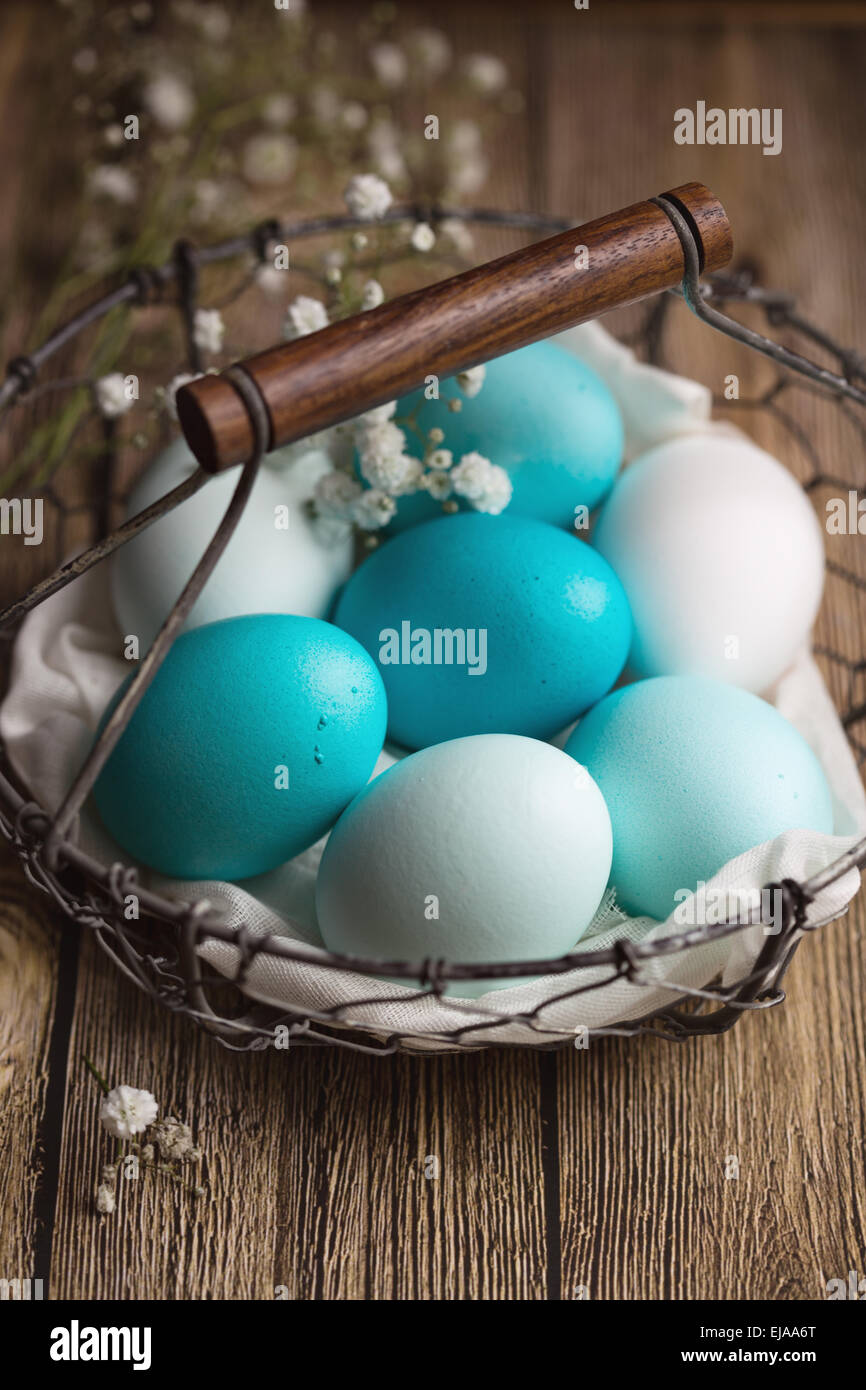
(380, 341, 624, 532)
(591, 434, 825, 693)
(93, 614, 387, 880)
(565, 675, 834, 922)
(110, 438, 353, 649)
(315, 733, 613, 998)
(333, 512, 632, 750)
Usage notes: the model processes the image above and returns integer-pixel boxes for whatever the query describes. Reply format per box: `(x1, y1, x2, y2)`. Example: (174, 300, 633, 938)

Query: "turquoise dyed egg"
(93, 614, 387, 880)
(565, 675, 834, 922)
(382, 341, 623, 532)
(334, 512, 631, 750)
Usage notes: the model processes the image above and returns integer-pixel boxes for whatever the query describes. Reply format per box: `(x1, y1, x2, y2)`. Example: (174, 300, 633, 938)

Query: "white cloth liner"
(2, 320, 863, 1050)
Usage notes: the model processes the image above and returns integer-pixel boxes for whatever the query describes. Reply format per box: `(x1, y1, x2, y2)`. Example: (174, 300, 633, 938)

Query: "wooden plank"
(545, 12, 866, 1299)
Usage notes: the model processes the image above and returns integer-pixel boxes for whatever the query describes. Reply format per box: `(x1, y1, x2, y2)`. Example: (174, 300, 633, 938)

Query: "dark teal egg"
(381, 341, 623, 533)
(334, 512, 631, 750)
(93, 614, 387, 880)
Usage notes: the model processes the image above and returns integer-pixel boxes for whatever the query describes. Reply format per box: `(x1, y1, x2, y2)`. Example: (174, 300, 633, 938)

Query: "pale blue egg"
(565, 675, 834, 922)
(316, 734, 613, 998)
(334, 512, 631, 750)
(378, 341, 623, 533)
(93, 614, 387, 880)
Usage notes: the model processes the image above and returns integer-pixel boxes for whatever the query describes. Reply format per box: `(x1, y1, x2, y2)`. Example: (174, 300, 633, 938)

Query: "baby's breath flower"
(311, 84, 340, 126)
(457, 364, 486, 399)
(262, 93, 297, 129)
(449, 152, 489, 196)
(100, 1085, 158, 1141)
(351, 231, 368, 252)
(450, 119, 483, 155)
(424, 470, 453, 500)
(163, 372, 201, 419)
(144, 73, 195, 130)
(410, 222, 435, 253)
(407, 27, 452, 79)
(193, 308, 225, 355)
(325, 265, 342, 286)
(242, 132, 296, 185)
(427, 447, 453, 471)
(190, 178, 223, 224)
(73, 48, 98, 75)
(96, 1184, 116, 1215)
(284, 295, 329, 339)
(95, 373, 133, 419)
(87, 165, 137, 205)
(256, 264, 289, 297)
(367, 118, 407, 183)
(103, 124, 124, 148)
(463, 53, 509, 94)
(361, 279, 385, 310)
(314, 471, 362, 521)
(341, 102, 368, 132)
(358, 399, 396, 426)
(440, 218, 475, 257)
(344, 172, 393, 221)
(352, 488, 397, 531)
(451, 453, 512, 514)
(152, 1116, 197, 1162)
(369, 41, 408, 89)
(361, 452, 423, 497)
(427, 426, 445, 445)
(194, 4, 231, 43)
(357, 417, 404, 464)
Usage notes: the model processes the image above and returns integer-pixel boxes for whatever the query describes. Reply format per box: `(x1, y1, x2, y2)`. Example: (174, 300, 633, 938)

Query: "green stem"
(83, 1054, 111, 1096)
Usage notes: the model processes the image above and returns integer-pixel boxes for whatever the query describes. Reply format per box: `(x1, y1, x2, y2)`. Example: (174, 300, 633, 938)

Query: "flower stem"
(83, 1054, 111, 1096)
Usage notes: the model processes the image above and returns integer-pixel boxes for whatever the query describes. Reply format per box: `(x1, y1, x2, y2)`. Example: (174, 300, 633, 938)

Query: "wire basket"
(2, 203, 866, 1055)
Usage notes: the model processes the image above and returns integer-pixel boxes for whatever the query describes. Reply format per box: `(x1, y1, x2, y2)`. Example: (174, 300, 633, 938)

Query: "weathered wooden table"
(1, 1, 864, 1300)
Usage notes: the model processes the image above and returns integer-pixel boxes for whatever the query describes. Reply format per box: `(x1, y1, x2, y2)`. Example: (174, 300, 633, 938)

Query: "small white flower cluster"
(312, 364, 511, 535)
(284, 294, 329, 340)
(95, 1082, 204, 1213)
(343, 172, 393, 221)
(193, 307, 225, 355)
(94, 373, 133, 419)
(100, 1084, 158, 1141)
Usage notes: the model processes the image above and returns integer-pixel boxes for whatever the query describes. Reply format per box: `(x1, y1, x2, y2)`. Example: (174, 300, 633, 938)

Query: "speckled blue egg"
(92, 614, 387, 880)
(334, 512, 632, 750)
(379, 342, 624, 532)
(565, 676, 834, 922)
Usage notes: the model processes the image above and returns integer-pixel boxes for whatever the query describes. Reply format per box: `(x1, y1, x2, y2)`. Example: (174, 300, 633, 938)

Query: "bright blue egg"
(334, 513, 631, 750)
(93, 614, 387, 880)
(566, 675, 834, 922)
(379, 342, 623, 533)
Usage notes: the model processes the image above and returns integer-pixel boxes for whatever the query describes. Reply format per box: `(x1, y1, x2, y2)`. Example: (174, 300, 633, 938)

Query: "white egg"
(315, 733, 613, 998)
(592, 433, 825, 693)
(110, 439, 352, 648)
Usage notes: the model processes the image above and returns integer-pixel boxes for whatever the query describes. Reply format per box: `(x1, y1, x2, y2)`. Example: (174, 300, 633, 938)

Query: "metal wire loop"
(651, 194, 866, 408)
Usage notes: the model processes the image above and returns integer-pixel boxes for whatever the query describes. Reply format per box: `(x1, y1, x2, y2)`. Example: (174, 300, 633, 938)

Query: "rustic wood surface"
(1, 1, 865, 1301)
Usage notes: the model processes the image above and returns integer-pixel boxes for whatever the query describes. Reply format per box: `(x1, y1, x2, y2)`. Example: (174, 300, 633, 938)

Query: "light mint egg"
(377, 341, 623, 533)
(316, 734, 613, 998)
(565, 675, 834, 922)
(93, 614, 387, 880)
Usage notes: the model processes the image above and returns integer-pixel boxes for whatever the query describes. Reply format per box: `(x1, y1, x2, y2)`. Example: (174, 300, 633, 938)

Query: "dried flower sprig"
(84, 1055, 206, 1214)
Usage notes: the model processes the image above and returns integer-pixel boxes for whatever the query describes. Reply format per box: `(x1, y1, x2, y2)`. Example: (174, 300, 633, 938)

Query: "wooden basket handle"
(176, 181, 732, 473)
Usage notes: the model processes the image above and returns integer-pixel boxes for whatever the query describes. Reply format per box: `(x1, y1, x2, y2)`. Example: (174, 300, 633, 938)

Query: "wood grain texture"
(0, 0, 864, 1303)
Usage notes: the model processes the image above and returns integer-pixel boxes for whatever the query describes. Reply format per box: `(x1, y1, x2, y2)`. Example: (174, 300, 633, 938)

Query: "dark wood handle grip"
(176, 182, 732, 472)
